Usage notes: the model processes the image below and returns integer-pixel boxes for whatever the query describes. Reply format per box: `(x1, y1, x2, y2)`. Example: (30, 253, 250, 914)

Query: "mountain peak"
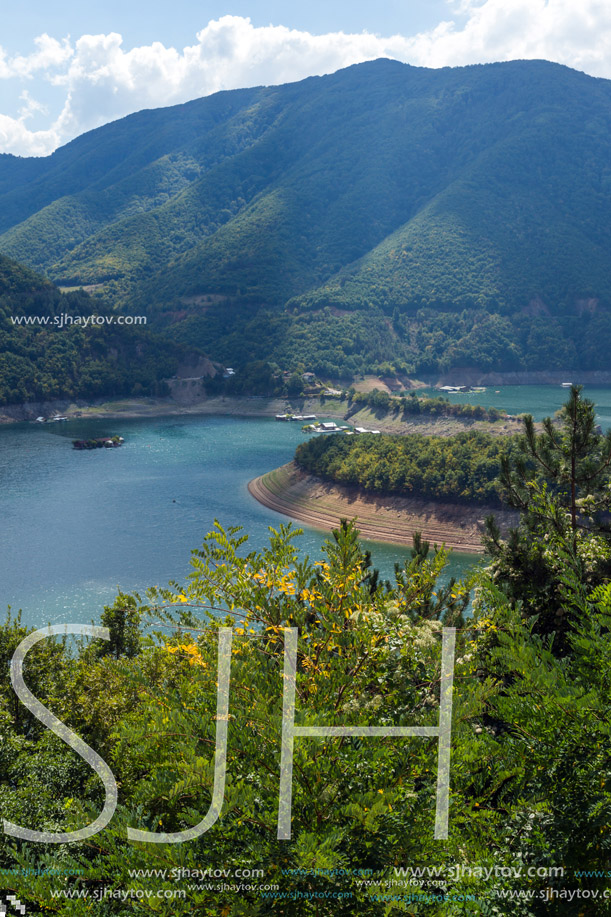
(2, 59, 611, 375)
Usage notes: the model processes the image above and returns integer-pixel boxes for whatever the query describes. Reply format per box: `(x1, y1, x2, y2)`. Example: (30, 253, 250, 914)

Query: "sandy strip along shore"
(0, 395, 519, 435)
(249, 462, 516, 553)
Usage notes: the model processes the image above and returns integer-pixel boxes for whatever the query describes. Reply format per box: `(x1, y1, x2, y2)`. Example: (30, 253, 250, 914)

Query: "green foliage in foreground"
(295, 430, 518, 506)
(0, 254, 186, 405)
(1, 519, 611, 915)
(485, 385, 611, 649)
(2, 389, 611, 915)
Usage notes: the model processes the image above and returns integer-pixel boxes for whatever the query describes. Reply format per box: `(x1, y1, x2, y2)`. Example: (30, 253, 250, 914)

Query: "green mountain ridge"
(2, 58, 611, 375)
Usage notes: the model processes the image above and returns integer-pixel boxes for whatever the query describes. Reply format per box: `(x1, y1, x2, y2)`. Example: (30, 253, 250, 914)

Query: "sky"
(1, 0, 611, 157)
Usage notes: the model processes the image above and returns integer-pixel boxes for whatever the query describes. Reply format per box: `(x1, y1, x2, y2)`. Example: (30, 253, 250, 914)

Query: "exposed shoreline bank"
(248, 462, 516, 552)
(0, 394, 517, 436)
(2, 374, 610, 427)
(0, 395, 296, 425)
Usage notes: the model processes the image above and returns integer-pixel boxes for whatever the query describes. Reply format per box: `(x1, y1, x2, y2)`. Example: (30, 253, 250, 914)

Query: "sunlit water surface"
(2, 383, 604, 628)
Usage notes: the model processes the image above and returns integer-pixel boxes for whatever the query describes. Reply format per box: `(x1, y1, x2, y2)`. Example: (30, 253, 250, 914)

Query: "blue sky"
(2, 1, 452, 54)
(1, 1, 610, 156)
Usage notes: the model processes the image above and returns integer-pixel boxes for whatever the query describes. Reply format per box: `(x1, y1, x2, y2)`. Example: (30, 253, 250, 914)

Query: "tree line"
(295, 429, 519, 505)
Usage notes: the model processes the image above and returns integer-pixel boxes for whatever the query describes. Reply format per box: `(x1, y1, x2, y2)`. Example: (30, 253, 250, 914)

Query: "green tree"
(1, 522, 468, 915)
(286, 372, 303, 396)
(485, 386, 611, 646)
(469, 547, 611, 908)
(498, 385, 611, 534)
(96, 592, 142, 659)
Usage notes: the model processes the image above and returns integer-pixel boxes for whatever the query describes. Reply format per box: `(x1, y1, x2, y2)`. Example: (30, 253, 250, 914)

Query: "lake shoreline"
(0, 395, 296, 425)
(2, 374, 610, 427)
(0, 394, 519, 436)
(248, 461, 516, 552)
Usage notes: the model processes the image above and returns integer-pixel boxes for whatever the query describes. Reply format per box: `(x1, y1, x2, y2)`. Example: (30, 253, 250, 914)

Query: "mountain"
(2, 58, 611, 376)
(0, 254, 193, 406)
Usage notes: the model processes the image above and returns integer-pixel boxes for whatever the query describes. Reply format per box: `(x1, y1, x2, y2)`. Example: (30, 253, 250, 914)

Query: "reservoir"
(421, 382, 611, 427)
(0, 414, 475, 628)
(1, 384, 608, 628)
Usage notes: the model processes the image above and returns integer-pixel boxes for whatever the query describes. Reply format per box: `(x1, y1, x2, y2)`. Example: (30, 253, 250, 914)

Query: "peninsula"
(249, 462, 516, 552)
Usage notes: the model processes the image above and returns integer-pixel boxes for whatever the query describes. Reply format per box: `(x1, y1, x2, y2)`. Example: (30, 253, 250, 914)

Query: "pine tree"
(485, 385, 611, 647)
(499, 384, 611, 533)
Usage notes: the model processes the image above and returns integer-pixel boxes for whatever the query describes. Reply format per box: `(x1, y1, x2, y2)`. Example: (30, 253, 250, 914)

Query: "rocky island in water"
(72, 436, 124, 450)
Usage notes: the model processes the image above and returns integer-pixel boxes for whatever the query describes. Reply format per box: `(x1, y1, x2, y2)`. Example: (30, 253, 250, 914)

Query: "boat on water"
(439, 384, 487, 394)
(561, 382, 573, 388)
(276, 412, 318, 422)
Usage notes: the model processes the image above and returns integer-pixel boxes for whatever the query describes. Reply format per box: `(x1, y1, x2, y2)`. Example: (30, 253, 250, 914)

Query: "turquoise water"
(3, 382, 598, 629)
(0, 414, 477, 629)
(421, 383, 611, 430)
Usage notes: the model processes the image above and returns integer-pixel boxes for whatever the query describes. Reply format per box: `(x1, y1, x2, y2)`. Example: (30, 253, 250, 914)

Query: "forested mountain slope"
(0, 255, 190, 405)
(2, 58, 611, 375)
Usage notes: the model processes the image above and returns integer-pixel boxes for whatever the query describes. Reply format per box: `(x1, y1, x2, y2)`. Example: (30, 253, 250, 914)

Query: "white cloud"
(1, 3, 611, 157)
(18, 90, 47, 121)
(0, 115, 61, 157)
(0, 34, 73, 79)
(414, 0, 611, 73)
(49, 18, 415, 142)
